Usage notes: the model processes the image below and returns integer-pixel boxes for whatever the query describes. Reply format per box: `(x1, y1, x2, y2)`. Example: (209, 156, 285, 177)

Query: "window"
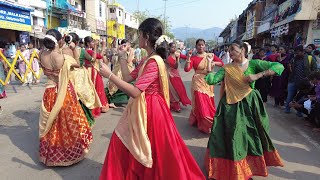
(109, 8, 115, 13)
(33, 16, 38, 25)
(119, 10, 121, 17)
(125, 13, 127, 19)
(99, 3, 102, 17)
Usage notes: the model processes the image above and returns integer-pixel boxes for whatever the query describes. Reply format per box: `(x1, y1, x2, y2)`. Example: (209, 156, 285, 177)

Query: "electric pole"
(163, 0, 168, 33)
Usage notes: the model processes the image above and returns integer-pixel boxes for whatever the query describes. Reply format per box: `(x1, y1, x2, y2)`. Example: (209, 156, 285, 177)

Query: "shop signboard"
(0, 5, 32, 32)
(273, 0, 302, 25)
(19, 32, 30, 44)
(246, 10, 256, 40)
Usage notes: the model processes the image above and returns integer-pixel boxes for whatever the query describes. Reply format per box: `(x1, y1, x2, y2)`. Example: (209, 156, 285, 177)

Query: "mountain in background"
(172, 27, 223, 41)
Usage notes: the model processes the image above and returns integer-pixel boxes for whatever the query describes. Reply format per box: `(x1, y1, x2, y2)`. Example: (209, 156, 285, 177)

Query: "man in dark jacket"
(285, 45, 317, 114)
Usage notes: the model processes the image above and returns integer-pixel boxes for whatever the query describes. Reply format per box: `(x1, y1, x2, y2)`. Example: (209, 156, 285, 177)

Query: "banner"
(0, 5, 32, 32)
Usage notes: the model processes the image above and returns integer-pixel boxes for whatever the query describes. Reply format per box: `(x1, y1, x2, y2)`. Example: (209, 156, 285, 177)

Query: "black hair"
(196, 39, 205, 46)
(279, 45, 288, 52)
(231, 41, 250, 57)
(307, 44, 316, 50)
(259, 48, 265, 52)
(79, 39, 84, 44)
(138, 18, 168, 60)
(308, 71, 320, 81)
(84, 36, 94, 47)
(65, 32, 80, 44)
(119, 39, 127, 45)
(271, 44, 278, 50)
(314, 50, 320, 56)
(297, 80, 312, 91)
(44, 29, 62, 50)
(294, 45, 304, 52)
(264, 44, 271, 47)
(169, 42, 175, 47)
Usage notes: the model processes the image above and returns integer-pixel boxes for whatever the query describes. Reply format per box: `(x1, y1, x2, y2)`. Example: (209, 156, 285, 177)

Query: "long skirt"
(205, 89, 284, 180)
(39, 83, 93, 166)
(100, 93, 205, 180)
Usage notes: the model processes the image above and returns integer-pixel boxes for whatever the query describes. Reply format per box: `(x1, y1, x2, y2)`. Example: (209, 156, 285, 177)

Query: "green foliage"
(132, 10, 175, 39)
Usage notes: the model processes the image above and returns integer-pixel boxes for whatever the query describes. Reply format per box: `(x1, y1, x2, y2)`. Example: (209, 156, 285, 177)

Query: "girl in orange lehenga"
(184, 39, 223, 134)
(39, 29, 93, 166)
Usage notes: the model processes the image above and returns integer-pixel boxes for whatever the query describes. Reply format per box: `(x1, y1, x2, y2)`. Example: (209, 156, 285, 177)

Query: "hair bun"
(244, 42, 251, 55)
(65, 35, 73, 44)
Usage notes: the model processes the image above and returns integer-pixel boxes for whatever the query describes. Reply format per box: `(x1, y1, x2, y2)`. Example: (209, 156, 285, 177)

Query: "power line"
(150, 0, 200, 11)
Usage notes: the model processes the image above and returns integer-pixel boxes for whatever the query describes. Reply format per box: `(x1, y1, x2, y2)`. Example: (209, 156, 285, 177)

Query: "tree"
(132, 11, 175, 39)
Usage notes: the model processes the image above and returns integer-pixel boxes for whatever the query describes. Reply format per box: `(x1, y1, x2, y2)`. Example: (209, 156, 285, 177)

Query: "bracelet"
(186, 60, 191, 63)
(261, 71, 266, 77)
(108, 73, 113, 79)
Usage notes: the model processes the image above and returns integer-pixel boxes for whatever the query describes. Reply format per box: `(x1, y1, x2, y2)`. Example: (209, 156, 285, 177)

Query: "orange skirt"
(39, 82, 93, 166)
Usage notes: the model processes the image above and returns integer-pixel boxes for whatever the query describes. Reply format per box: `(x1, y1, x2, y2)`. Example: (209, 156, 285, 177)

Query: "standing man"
(219, 45, 231, 64)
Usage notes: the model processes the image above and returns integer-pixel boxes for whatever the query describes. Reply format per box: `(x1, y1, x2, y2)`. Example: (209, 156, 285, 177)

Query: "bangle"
(186, 60, 191, 63)
(261, 71, 266, 77)
(108, 73, 113, 79)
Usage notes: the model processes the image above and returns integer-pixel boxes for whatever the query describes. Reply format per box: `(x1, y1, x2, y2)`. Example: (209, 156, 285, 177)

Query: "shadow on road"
(2, 110, 102, 179)
(172, 114, 209, 140)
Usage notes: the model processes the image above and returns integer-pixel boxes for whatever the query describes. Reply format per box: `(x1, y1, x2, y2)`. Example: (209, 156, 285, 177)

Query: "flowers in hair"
(243, 42, 252, 55)
(154, 35, 171, 49)
(45, 35, 58, 45)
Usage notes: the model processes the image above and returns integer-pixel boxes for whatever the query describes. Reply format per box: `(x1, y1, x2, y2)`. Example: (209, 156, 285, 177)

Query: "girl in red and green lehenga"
(39, 29, 93, 166)
(184, 39, 223, 134)
(167, 42, 191, 112)
(204, 41, 284, 180)
(99, 18, 205, 180)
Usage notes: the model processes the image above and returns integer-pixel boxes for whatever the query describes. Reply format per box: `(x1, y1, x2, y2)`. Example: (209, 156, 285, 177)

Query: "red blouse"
(167, 54, 187, 68)
(130, 59, 160, 94)
(184, 54, 223, 72)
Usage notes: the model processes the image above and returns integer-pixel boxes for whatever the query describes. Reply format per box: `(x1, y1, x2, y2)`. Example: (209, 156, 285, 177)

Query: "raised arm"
(118, 50, 134, 83)
(245, 60, 284, 83)
(204, 68, 225, 85)
(184, 55, 193, 72)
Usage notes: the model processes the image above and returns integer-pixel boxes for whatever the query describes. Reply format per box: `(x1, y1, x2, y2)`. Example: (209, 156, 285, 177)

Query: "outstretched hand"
(99, 61, 112, 78)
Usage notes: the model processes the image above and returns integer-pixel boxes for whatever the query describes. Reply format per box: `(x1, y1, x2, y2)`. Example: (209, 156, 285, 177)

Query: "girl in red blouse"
(167, 42, 191, 112)
(184, 39, 224, 134)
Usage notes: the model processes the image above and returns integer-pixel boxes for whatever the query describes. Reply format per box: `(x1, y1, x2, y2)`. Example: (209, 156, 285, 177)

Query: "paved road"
(1, 68, 320, 180)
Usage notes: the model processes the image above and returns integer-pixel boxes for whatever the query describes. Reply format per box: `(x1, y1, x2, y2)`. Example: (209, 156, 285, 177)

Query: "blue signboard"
(0, 5, 31, 25)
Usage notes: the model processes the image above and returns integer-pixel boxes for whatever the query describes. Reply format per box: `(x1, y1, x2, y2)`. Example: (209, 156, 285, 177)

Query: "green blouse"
(205, 59, 284, 89)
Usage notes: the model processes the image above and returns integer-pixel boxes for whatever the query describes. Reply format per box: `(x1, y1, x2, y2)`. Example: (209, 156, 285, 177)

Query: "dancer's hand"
(187, 50, 193, 58)
(174, 51, 180, 58)
(99, 61, 112, 78)
(244, 74, 261, 83)
(207, 54, 213, 62)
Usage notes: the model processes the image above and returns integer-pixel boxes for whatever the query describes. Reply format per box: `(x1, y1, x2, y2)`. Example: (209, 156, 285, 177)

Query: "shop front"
(0, 1, 33, 43)
(270, 0, 319, 47)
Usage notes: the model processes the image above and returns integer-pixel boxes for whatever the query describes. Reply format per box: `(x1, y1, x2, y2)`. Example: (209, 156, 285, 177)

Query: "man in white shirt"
(219, 45, 232, 64)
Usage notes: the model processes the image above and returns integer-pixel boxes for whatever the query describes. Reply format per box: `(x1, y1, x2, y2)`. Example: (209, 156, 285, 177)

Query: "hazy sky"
(115, 0, 253, 30)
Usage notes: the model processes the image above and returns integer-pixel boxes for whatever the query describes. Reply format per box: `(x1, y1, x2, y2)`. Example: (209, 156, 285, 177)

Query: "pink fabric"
(85, 50, 108, 117)
(184, 54, 223, 72)
(100, 60, 205, 179)
(189, 91, 216, 134)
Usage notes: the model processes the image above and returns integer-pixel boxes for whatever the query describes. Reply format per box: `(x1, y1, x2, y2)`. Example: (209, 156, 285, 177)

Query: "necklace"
(237, 59, 248, 67)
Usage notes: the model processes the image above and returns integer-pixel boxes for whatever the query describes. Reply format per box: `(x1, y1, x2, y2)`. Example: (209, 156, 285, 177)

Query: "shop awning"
(271, 0, 318, 29)
(0, 1, 34, 12)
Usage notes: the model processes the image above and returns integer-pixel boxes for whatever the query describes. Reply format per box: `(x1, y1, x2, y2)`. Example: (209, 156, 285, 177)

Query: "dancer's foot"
(101, 106, 109, 113)
(109, 103, 117, 108)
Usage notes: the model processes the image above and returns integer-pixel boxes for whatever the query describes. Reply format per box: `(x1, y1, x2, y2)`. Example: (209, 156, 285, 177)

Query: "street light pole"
(163, 0, 168, 33)
(137, 0, 139, 12)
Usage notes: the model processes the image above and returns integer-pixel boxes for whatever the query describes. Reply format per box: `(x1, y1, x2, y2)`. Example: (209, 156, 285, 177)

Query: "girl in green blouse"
(204, 41, 284, 180)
